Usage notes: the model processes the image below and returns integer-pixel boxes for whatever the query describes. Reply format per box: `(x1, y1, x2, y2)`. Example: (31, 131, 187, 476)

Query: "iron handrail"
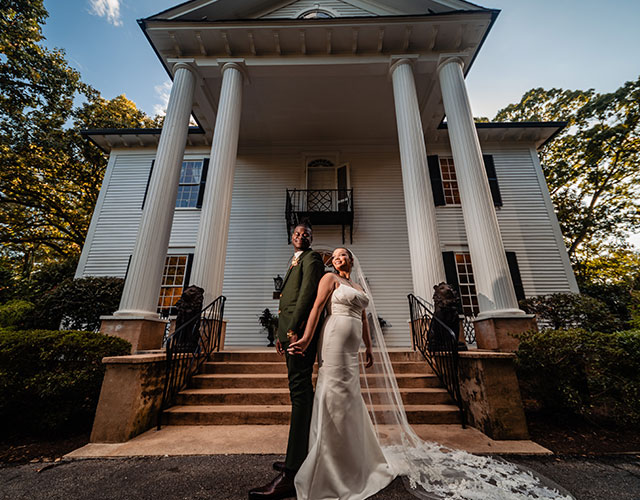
(408, 293, 466, 428)
(157, 295, 226, 430)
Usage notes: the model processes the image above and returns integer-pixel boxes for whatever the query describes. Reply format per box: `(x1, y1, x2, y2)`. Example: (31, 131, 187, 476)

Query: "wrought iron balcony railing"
(286, 189, 354, 243)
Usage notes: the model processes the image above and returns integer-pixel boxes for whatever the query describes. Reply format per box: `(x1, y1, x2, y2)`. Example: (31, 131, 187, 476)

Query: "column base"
(458, 351, 529, 440)
(473, 314, 537, 352)
(90, 353, 166, 443)
(100, 316, 168, 354)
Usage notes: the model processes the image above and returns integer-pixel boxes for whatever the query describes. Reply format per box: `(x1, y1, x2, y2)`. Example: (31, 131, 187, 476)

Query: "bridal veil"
(349, 253, 574, 500)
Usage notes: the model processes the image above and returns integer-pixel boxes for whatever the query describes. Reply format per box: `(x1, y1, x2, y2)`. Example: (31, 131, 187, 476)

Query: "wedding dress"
(294, 283, 396, 500)
(296, 256, 575, 500)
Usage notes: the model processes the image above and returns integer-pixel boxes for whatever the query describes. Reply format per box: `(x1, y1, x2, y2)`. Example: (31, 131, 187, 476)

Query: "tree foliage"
(494, 81, 640, 275)
(0, 0, 157, 280)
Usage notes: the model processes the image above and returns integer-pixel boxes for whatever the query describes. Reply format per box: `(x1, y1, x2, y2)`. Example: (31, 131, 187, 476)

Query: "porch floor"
(66, 424, 551, 458)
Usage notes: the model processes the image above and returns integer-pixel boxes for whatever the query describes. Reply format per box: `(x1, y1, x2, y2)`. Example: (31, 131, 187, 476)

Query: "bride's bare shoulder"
(320, 272, 339, 286)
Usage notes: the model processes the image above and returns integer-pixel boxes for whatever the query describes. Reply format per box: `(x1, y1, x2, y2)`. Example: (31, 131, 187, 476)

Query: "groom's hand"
(276, 339, 284, 356)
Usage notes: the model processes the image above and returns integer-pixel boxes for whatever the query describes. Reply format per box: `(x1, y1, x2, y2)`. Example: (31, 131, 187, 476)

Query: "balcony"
(286, 189, 354, 244)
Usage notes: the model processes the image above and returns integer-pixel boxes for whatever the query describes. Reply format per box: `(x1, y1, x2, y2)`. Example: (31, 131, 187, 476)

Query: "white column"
(190, 62, 244, 305)
(390, 58, 446, 300)
(437, 57, 523, 317)
(115, 63, 196, 317)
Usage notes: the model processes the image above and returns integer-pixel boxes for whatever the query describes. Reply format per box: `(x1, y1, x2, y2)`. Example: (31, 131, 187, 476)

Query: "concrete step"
(176, 387, 453, 406)
(191, 373, 443, 389)
(163, 404, 461, 425)
(201, 360, 432, 375)
(209, 350, 424, 363)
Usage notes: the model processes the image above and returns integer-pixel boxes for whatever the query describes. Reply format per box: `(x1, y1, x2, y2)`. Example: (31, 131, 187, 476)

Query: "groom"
(249, 222, 325, 500)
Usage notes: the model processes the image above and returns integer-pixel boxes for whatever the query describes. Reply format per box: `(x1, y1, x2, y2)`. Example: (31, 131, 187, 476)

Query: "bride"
(288, 247, 575, 500)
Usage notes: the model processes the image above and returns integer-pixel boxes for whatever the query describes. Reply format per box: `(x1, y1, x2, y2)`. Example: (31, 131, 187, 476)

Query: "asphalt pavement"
(1, 454, 639, 500)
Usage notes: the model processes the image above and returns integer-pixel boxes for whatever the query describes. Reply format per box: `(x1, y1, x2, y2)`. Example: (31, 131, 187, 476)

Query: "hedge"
(29, 276, 124, 331)
(0, 328, 131, 436)
(516, 328, 640, 425)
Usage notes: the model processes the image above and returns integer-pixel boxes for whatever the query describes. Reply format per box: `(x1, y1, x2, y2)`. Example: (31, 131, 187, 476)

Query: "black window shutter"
(442, 252, 459, 292)
(427, 155, 446, 206)
(184, 253, 194, 288)
(482, 155, 503, 207)
(196, 159, 210, 209)
(141, 160, 155, 210)
(442, 251, 463, 313)
(505, 251, 525, 302)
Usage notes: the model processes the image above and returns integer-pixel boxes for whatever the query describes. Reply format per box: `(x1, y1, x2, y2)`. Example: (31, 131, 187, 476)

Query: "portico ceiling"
(139, 7, 497, 145)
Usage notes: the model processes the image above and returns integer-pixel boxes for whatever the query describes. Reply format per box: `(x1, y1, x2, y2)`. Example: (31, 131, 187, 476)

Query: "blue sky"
(42, 0, 640, 119)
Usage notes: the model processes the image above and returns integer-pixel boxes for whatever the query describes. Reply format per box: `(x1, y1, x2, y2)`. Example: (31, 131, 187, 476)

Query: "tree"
(494, 81, 640, 273)
(0, 1, 157, 279)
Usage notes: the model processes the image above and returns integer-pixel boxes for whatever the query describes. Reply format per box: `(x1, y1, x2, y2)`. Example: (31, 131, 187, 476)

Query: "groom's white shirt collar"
(293, 250, 303, 259)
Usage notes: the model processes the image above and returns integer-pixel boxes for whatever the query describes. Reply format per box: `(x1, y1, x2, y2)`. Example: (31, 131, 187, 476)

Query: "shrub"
(0, 300, 35, 328)
(519, 293, 623, 332)
(0, 328, 131, 436)
(29, 276, 124, 331)
(516, 328, 640, 425)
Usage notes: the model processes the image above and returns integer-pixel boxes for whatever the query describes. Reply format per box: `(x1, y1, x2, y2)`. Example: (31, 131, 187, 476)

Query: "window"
(157, 255, 190, 315)
(427, 154, 502, 207)
(299, 10, 333, 19)
(455, 253, 479, 316)
(176, 160, 204, 208)
(439, 157, 461, 205)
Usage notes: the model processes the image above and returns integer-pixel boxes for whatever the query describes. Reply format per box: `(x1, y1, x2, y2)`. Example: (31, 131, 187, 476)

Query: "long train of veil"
(349, 253, 574, 500)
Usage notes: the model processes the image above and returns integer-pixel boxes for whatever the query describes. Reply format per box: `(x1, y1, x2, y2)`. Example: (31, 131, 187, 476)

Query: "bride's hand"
(365, 349, 374, 368)
(287, 336, 310, 356)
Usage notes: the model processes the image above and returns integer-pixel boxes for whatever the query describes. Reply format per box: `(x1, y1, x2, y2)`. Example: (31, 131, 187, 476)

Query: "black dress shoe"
(248, 471, 296, 500)
(272, 461, 285, 472)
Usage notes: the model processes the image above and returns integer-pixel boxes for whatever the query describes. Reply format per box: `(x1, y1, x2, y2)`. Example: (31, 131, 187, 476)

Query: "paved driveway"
(1, 454, 638, 499)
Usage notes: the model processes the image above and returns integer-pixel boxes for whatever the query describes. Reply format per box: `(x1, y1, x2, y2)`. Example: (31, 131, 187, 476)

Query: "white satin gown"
(294, 284, 396, 500)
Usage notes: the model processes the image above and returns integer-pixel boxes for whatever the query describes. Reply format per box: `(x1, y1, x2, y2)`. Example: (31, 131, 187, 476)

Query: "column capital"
(436, 56, 465, 76)
(388, 55, 417, 77)
(219, 59, 250, 83)
(172, 61, 197, 76)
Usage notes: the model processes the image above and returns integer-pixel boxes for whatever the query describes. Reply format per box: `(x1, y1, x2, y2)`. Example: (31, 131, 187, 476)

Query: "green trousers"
(283, 335, 318, 472)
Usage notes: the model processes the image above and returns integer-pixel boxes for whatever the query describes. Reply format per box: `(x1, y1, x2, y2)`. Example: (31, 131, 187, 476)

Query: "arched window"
(299, 10, 333, 19)
(307, 158, 335, 168)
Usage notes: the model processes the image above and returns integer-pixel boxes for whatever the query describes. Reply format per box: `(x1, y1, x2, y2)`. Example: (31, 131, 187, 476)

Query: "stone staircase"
(162, 350, 461, 426)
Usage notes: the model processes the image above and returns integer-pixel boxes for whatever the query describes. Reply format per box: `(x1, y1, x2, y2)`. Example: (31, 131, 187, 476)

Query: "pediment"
(148, 0, 491, 22)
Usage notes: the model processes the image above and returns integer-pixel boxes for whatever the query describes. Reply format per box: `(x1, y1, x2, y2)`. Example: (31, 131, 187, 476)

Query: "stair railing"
(408, 293, 466, 427)
(157, 295, 226, 430)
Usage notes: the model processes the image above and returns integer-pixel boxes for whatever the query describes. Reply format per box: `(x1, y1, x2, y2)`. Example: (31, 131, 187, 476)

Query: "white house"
(77, 0, 579, 348)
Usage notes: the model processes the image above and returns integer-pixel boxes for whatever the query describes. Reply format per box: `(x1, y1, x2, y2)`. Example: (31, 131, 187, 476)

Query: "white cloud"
(153, 80, 198, 125)
(153, 80, 172, 117)
(89, 0, 122, 27)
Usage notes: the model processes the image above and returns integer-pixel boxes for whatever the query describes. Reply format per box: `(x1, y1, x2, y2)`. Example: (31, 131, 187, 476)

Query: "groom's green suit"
(278, 248, 324, 472)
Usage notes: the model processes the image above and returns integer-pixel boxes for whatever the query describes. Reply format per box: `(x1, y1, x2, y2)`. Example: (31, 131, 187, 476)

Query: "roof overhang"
(81, 127, 207, 153)
(433, 121, 567, 150)
(138, 9, 499, 145)
(82, 121, 566, 153)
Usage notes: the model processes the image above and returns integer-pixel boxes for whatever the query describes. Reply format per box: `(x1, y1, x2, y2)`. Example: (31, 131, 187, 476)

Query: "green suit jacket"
(277, 249, 325, 343)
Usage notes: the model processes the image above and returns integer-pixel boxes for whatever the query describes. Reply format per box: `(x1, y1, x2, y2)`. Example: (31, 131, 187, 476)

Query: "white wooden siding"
(221, 149, 413, 347)
(78, 151, 205, 278)
(79, 142, 577, 347)
(261, 0, 376, 19)
(430, 145, 577, 296)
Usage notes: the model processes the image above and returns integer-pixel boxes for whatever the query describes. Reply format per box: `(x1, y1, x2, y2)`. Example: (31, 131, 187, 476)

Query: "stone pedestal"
(100, 316, 168, 354)
(458, 351, 529, 440)
(473, 314, 537, 352)
(90, 353, 166, 443)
